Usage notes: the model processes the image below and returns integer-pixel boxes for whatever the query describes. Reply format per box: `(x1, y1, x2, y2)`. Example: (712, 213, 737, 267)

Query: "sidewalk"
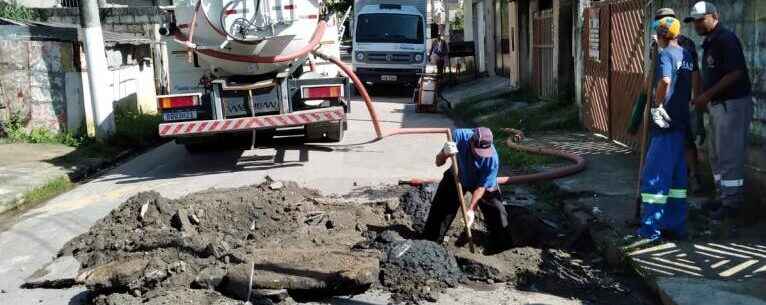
(440, 76, 514, 107)
(0, 143, 119, 214)
(542, 133, 766, 305)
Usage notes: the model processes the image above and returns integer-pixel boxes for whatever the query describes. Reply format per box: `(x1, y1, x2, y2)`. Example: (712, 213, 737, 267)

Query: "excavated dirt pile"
(28, 181, 641, 305)
(47, 181, 389, 305)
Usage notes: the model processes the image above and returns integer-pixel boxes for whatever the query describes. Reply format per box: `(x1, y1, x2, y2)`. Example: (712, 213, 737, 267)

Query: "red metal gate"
(533, 9, 555, 98)
(583, 0, 645, 148)
(583, 3, 611, 136)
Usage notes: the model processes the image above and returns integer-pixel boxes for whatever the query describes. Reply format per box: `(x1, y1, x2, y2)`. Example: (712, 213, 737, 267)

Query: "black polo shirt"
(701, 24, 752, 101)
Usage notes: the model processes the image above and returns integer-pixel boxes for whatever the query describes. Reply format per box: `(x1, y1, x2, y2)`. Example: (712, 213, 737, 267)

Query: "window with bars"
(60, 0, 81, 7)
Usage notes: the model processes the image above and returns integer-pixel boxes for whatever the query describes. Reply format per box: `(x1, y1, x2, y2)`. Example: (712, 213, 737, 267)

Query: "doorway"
(494, 0, 510, 76)
(508, 0, 520, 87)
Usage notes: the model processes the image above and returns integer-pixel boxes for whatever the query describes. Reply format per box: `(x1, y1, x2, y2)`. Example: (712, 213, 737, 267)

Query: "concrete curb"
(440, 76, 514, 108)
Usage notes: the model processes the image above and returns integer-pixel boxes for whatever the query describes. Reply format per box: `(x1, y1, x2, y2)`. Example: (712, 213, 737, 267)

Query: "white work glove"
(465, 210, 475, 229)
(651, 104, 672, 129)
(442, 141, 458, 156)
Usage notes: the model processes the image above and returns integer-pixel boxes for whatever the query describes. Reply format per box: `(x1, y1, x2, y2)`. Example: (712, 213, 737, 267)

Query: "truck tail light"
(158, 94, 201, 110)
(301, 85, 343, 100)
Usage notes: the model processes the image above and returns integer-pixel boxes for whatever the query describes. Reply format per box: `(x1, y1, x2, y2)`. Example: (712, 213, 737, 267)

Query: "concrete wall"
(5, 0, 172, 7)
(0, 38, 156, 136)
(32, 7, 165, 25)
(0, 40, 78, 133)
(3, 0, 58, 7)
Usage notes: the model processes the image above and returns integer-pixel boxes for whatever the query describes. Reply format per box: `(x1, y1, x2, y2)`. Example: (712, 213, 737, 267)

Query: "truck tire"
(305, 120, 345, 142)
(184, 143, 209, 154)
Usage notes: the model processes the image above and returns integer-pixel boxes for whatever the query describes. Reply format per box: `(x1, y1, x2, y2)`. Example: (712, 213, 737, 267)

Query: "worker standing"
(422, 127, 523, 253)
(638, 17, 694, 241)
(429, 35, 448, 78)
(685, 2, 754, 220)
(654, 8, 707, 194)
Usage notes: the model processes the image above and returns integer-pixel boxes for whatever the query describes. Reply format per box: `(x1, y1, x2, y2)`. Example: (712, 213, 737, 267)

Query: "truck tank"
(173, 0, 328, 77)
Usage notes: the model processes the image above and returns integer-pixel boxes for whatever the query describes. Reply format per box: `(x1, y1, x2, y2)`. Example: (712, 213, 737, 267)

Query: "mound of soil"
(53, 181, 389, 304)
(31, 181, 646, 305)
(380, 239, 462, 304)
(398, 184, 437, 232)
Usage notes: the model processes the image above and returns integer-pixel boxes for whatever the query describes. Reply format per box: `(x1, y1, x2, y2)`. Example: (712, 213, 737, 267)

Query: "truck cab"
(352, 3, 426, 86)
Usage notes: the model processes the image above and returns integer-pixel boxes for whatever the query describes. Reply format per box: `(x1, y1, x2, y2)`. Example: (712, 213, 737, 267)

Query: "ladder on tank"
(337, 6, 352, 41)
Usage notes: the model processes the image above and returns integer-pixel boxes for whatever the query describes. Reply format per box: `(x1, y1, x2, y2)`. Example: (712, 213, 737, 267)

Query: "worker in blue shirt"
(422, 127, 523, 252)
(685, 2, 754, 220)
(654, 8, 707, 194)
(638, 17, 694, 241)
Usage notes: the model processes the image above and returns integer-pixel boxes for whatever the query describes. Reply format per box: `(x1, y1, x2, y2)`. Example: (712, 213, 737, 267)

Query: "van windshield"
(355, 13, 423, 44)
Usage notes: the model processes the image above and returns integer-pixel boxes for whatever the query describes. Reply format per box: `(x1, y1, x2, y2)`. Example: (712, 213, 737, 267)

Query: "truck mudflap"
(158, 107, 345, 137)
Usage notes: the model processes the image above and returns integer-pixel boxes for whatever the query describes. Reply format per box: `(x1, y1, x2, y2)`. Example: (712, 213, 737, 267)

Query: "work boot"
(661, 229, 688, 241)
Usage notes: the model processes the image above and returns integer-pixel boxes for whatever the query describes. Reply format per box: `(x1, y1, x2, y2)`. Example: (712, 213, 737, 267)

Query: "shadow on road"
(97, 135, 338, 185)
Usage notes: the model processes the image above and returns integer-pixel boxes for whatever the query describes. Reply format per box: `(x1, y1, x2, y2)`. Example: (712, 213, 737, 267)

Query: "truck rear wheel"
(305, 120, 345, 142)
(184, 143, 209, 154)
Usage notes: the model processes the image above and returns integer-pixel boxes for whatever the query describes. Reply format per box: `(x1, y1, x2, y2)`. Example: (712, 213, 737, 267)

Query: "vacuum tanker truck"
(157, 0, 350, 152)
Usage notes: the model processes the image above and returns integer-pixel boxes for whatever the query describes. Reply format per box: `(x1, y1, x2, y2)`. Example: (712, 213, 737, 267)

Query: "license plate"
(224, 97, 249, 116)
(163, 111, 197, 121)
(381, 75, 397, 81)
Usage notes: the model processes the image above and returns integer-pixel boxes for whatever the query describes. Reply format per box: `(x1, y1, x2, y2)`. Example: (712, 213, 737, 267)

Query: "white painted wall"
(79, 61, 157, 136)
(463, 0, 473, 41)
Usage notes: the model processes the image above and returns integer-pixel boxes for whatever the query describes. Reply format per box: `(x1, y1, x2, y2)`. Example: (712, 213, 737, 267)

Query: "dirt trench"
(27, 180, 652, 305)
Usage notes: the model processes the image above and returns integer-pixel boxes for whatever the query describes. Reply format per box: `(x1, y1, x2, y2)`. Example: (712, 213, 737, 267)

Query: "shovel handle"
(446, 130, 476, 253)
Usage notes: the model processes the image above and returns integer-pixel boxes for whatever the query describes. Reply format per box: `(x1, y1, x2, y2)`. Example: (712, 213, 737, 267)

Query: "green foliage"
(1, 106, 163, 159)
(450, 11, 464, 31)
(324, 0, 352, 16)
(0, 2, 45, 21)
(454, 90, 581, 133)
(112, 106, 163, 148)
(1, 112, 82, 146)
(452, 90, 581, 170)
(22, 176, 74, 206)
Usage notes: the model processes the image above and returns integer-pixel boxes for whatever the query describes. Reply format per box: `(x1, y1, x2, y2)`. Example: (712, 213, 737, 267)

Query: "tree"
(324, 0, 352, 16)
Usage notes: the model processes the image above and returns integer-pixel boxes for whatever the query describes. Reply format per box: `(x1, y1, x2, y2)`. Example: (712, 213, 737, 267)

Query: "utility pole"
(80, 0, 114, 139)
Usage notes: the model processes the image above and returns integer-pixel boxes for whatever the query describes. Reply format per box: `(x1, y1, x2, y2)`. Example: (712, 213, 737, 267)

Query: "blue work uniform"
(422, 129, 510, 247)
(452, 128, 500, 191)
(639, 45, 695, 240)
(651, 36, 705, 148)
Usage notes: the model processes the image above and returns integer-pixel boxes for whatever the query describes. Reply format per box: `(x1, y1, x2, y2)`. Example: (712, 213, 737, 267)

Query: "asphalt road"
(0, 88, 584, 305)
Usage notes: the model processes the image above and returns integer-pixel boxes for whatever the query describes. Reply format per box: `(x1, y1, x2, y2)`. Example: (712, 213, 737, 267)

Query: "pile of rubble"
(22, 181, 633, 305)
